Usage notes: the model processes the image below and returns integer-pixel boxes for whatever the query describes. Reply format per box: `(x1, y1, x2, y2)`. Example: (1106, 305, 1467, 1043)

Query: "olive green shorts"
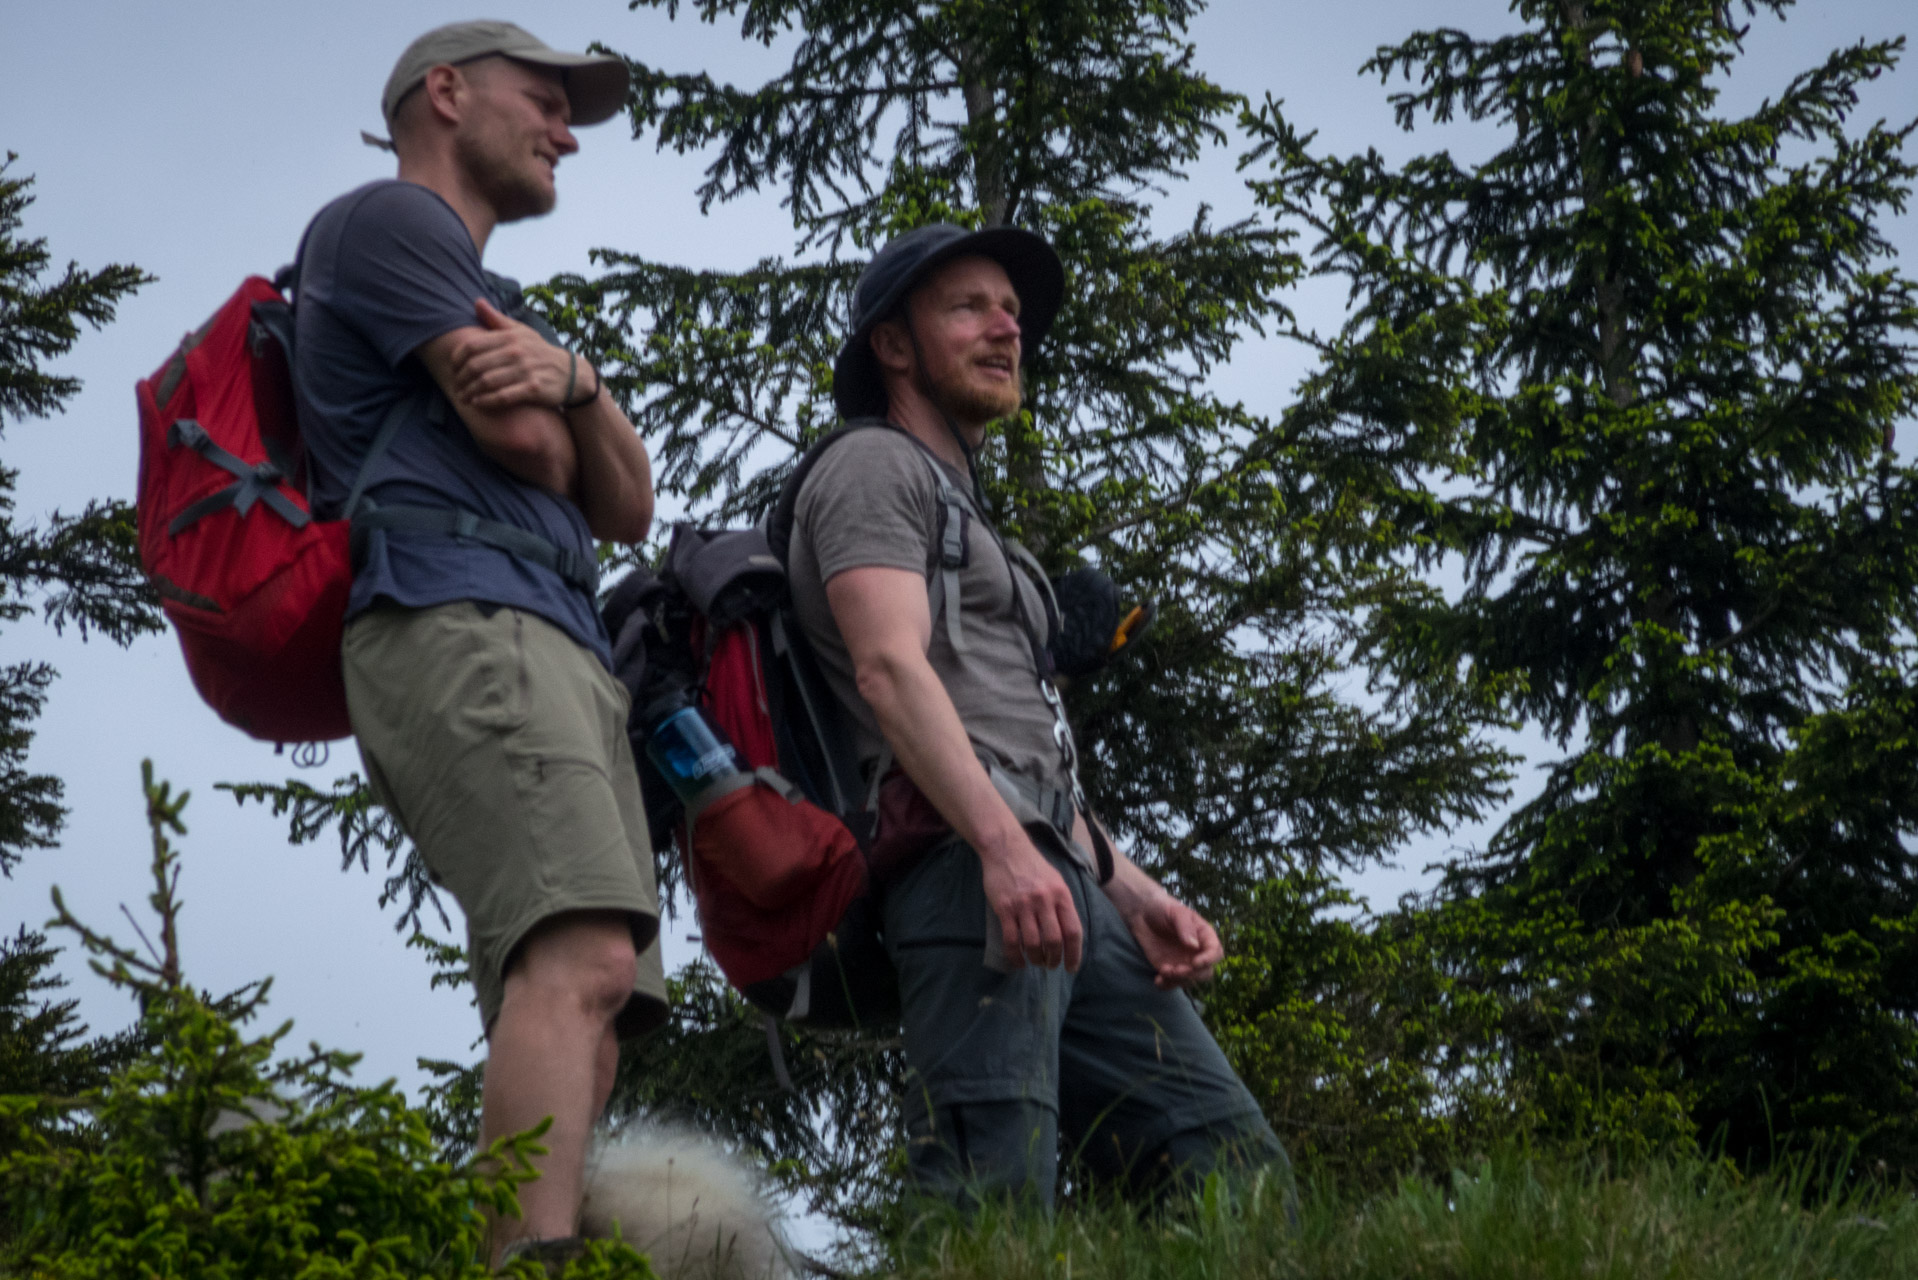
(343, 601, 667, 1041)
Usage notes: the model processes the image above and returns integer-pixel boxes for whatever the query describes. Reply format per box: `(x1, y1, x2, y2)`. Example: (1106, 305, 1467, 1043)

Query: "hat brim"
(506, 50, 630, 127)
(833, 227, 1064, 421)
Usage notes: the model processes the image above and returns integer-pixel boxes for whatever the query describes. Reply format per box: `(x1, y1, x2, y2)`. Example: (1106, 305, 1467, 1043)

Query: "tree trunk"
(1558, 1, 1691, 756)
(961, 43, 1049, 548)
(960, 50, 1008, 229)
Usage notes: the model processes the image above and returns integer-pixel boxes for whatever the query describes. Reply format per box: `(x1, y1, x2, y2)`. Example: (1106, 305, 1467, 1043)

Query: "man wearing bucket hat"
(786, 224, 1287, 1207)
(292, 22, 666, 1262)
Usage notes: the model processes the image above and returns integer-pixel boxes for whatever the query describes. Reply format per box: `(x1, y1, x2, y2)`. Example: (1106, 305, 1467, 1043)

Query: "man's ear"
(870, 316, 914, 378)
(419, 63, 468, 129)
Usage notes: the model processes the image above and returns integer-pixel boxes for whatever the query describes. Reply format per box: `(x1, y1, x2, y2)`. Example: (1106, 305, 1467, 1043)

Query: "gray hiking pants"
(881, 839, 1287, 1209)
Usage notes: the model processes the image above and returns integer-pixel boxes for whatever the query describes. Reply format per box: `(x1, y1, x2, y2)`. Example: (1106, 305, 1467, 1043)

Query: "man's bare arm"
(447, 300, 653, 544)
(550, 377, 652, 545)
(1079, 811, 1224, 989)
(417, 326, 577, 497)
(827, 564, 1082, 971)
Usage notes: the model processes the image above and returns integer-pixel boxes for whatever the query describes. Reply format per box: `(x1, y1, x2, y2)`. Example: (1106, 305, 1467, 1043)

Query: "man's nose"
(989, 305, 1022, 342)
(554, 122, 580, 156)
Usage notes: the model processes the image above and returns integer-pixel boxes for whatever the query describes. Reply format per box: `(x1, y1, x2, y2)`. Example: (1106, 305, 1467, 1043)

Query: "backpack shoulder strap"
(340, 389, 421, 520)
(920, 449, 971, 655)
(999, 535, 1060, 652)
(768, 418, 974, 653)
(765, 419, 891, 566)
(481, 270, 564, 344)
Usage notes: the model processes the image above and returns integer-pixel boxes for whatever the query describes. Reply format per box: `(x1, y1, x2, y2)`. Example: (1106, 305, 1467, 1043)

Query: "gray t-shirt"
(788, 427, 1074, 796)
(293, 180, 609, 667)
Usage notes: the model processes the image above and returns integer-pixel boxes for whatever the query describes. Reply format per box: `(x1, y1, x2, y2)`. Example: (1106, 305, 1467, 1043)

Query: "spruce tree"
(558, 0, 1507, 912)
(1, 766, 649, 1279)
(0, 153, 158, 1006)
(506, 0, 1509, 1230)
(0, 151, 162, 1246)
(0, 154, 158, 877)
(1250, 1, 1918, 1166)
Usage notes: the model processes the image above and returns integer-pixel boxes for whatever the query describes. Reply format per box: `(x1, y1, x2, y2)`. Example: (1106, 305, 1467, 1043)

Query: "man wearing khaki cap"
(292, 21, 664, 1264)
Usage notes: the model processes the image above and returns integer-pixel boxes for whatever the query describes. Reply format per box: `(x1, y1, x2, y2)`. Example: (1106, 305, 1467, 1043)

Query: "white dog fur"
(580, 1124, 797, 1280)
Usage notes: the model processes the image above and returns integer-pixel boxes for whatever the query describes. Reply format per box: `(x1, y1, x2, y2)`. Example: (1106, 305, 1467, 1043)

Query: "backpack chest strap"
(340, 388, 597, 597)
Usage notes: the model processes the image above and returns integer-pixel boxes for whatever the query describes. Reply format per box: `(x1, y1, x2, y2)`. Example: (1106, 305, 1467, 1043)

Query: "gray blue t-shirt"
(293, 180, 609, 667)
(787, 427, 1074, 798)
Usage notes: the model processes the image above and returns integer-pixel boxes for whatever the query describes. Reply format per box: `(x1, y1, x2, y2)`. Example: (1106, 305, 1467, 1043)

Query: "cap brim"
(507, 50, 630, 127)
(833, 227, 1064, 421)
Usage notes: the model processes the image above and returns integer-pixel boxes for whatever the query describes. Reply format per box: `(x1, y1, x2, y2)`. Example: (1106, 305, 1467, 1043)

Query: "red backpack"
(605, 525, 904, 1028)
(135, 274, 363, 743)
(137, 268, 593, 744)
(602, 428, 965, 1029)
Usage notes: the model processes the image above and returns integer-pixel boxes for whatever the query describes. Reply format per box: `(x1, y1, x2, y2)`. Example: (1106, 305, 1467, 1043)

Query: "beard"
(926, 358, 1023, 427)
(456, 129, 555, 224)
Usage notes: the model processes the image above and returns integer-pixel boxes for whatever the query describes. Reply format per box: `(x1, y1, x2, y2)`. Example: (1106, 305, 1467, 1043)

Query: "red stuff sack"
(135, 275, 353, 743)
(685, 621, 874, 994)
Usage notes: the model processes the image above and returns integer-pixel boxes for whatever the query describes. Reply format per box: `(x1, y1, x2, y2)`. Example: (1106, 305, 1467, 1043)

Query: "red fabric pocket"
(868, 769, 956, 884)
(687, 780, 869, 989)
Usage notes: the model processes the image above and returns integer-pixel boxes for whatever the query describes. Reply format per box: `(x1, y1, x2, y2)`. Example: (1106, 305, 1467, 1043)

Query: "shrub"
(0, 762, 658, 1279)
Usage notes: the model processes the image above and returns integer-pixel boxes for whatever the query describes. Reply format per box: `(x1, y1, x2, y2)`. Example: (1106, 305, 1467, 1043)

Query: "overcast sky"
(3, 2, 1912, 1099)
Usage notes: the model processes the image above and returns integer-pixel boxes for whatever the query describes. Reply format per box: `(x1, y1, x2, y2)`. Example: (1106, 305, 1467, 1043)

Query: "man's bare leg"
(482, 910, 638, 1261)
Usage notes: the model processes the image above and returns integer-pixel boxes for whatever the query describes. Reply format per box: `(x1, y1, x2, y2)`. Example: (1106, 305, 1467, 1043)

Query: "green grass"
(876, 1152, 1918, 1279)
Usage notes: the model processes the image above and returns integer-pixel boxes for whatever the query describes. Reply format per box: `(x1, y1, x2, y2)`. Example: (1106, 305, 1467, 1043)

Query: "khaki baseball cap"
(378, 19, 629, 131)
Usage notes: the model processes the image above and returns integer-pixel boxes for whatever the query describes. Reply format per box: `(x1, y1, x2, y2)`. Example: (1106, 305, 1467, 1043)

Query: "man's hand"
(1091, 835, 1224, 989)
(448, 299, 582, 411)
(1122, 891, 1223, 989)
(979, 832, 1084, 973)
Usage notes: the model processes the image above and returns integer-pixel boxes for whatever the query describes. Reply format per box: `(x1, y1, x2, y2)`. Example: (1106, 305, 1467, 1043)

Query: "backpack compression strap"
(165, 419, 312, 535)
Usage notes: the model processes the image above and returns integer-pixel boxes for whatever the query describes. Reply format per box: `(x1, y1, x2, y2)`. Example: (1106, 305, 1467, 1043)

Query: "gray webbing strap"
(340, 391, 420, 520)
(165, 419, 310, 535)
(925, 457, 970, 654)
(864, 747, 894, 814)
(1002, 536, 1060, 645)
(343, 387, 597, 598)
(763, 1011, 795, 1092)
(683, 765, 797, 829)
(981, 754, 1111, 882)
(352, 504, 599, 594)
(785, 964, 812, 1022)
(985, 757, 1079, 846)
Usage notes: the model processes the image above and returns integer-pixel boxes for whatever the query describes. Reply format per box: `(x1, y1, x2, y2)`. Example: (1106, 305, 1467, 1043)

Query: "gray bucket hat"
(379, 20, 630, 131)
(833, 223, 1065, 421)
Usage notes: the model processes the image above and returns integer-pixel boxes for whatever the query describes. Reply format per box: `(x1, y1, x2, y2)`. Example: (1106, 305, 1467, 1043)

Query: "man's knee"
(502, 910, 639, 1022)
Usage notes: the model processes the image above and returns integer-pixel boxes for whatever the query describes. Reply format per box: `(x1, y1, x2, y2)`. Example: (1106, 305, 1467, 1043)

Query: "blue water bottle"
(643, 695, 743, 805)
